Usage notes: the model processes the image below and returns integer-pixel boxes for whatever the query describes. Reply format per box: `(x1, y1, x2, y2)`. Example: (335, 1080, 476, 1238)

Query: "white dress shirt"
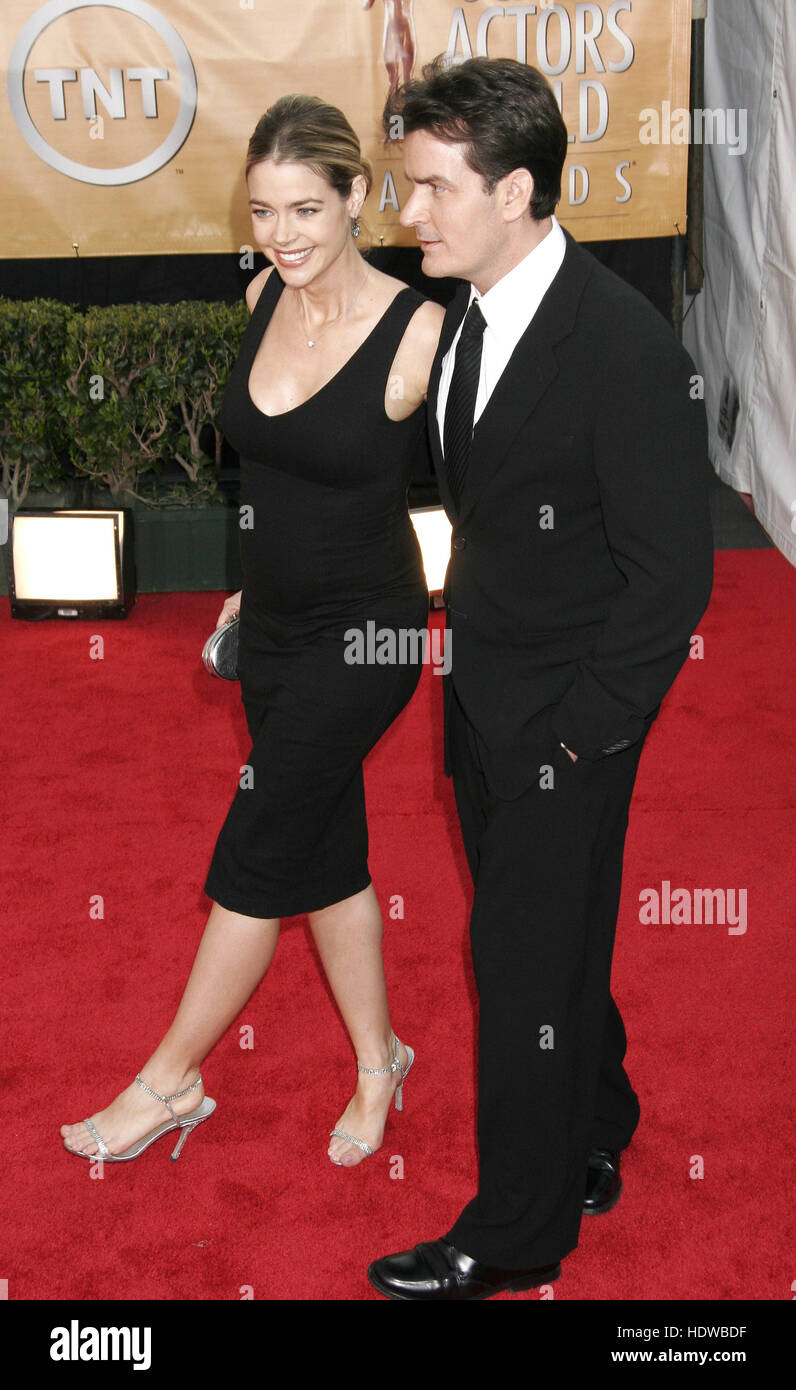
(436, 214, 567, 453)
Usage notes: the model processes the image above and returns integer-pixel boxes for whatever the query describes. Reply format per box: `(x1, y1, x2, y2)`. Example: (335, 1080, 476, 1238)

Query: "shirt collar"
(466, 214, 566, 334)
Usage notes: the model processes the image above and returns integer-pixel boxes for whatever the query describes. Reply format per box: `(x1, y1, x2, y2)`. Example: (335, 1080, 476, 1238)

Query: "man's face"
(399, 129, 504, 289)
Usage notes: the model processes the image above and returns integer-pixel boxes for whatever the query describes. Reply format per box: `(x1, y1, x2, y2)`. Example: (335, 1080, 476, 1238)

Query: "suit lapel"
(427, 232, 594, 527)
(427, 282, 469, 517)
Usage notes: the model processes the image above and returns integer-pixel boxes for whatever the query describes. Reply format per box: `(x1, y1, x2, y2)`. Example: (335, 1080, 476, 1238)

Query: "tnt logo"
(7, 0, 197, 185)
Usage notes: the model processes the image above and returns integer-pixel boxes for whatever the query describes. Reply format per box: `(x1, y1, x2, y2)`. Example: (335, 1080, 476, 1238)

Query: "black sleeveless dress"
(204, 269, 431, 918)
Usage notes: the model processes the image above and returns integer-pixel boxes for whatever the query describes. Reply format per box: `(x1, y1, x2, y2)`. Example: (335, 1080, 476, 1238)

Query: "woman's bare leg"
(60, 902, 279, 1157)
(309, 883, 410, 1167)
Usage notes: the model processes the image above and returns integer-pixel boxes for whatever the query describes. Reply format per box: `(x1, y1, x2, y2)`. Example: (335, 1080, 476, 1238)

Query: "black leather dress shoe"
(367, 1238, 561, 1301)
(582, 1148, 622, 1214)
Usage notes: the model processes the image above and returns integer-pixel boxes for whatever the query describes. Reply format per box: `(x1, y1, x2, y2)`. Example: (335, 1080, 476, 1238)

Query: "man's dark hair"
(382, 56, 568, 220)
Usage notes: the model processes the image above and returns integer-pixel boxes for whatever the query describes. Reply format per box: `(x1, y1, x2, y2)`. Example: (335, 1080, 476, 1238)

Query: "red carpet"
(1, 548, 793, 1301)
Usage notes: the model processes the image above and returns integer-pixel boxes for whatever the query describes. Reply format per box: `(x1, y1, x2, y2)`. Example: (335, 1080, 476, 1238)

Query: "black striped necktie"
(443, 298, 487, 511)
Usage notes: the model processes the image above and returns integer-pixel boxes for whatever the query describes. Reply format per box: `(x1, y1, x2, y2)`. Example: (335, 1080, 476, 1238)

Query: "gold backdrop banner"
(1, 0, 692, 258)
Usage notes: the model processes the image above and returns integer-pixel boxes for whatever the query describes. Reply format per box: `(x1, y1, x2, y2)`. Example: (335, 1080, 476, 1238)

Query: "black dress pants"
(445, 681, 645, 1268)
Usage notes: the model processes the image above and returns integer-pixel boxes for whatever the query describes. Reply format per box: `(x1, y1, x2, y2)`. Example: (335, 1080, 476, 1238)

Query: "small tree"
(0, 297, 72, 506)
(62, 300, 248, 506)
(1, 296, 249, 510)
(171, 299, 248, 480)
(63, 303, 177, 502)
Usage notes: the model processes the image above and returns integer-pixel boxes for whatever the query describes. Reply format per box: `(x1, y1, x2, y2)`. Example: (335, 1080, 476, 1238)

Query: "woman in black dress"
(61, 95, 444, 1169)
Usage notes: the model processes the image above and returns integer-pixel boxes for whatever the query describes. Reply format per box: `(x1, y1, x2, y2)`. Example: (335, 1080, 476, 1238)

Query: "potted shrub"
(1, 296, 248, 596)
(0, 297, 74, 508)
(62, 299, 247, 591)
(0, 297, 76, 596)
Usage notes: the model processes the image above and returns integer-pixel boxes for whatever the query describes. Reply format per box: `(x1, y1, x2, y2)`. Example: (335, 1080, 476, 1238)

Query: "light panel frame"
(6, 508, 135, 619)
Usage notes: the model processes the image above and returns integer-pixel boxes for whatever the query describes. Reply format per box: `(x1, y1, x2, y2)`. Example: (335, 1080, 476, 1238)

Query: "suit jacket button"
(453, 536, 467, 551)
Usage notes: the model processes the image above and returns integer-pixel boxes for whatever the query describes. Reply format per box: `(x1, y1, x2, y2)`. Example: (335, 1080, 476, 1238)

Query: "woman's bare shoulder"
(389, 292, 445, 403)
(399, 296, 445, 371)
(244, 265, 275, 314)
(406, 295, 445, 341)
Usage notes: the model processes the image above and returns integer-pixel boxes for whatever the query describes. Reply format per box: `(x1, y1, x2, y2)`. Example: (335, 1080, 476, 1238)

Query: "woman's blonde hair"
(246, 94, 373, 241)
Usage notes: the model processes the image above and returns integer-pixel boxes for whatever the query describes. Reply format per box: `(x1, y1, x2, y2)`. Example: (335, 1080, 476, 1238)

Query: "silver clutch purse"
(202, 615, 239, 680)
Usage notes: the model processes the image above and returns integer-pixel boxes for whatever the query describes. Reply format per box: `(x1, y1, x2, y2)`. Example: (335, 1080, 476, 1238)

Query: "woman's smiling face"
(247, 159, 364, 281)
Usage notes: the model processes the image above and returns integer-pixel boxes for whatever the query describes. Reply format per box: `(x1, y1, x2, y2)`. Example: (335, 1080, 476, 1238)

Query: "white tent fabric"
(684, 0, 795, 565)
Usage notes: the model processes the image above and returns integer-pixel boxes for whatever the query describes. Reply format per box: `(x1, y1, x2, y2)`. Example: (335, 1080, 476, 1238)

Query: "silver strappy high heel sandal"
(64, 1073, 216, 1163)
(328, 1034, 415, 1165)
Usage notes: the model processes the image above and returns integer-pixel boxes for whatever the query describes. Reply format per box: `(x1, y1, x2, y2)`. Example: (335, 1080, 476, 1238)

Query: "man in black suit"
(368, 57, 714, 1300)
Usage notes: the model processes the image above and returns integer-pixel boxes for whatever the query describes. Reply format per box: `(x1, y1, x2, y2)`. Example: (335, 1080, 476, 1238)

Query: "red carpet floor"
(1, 548, 793, 1301)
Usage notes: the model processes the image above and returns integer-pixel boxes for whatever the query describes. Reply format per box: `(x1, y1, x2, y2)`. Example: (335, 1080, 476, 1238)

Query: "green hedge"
(0, 296, 248, 508)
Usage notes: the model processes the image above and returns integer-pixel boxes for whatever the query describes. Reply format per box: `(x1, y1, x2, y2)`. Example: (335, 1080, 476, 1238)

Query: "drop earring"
(351, 217, 361, 238)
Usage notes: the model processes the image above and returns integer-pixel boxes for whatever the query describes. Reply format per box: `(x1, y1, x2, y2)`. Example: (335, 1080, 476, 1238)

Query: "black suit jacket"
(429, 229, 714, 798)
